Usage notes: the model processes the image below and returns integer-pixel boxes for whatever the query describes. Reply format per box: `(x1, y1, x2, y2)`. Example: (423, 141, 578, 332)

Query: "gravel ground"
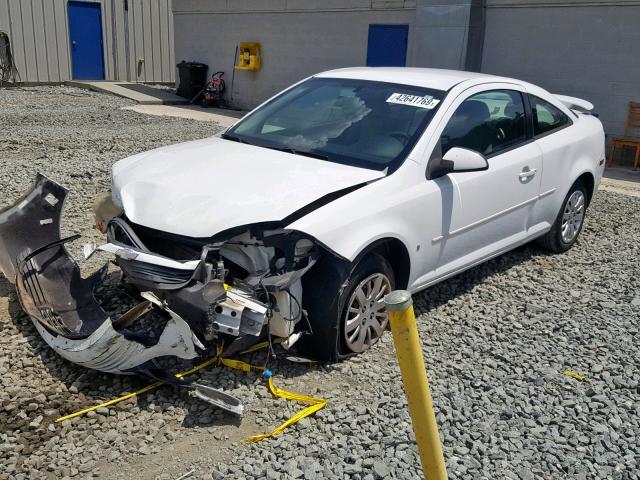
(0, 86, 639, 480)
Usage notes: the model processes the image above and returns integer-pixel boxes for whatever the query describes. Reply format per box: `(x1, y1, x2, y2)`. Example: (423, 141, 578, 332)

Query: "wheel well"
(360, 238, 411, 289)
(576, 172, 595, 206)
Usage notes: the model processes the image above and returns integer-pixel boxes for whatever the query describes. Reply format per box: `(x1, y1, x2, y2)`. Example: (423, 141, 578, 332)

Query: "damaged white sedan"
(0, 68, 605, 406)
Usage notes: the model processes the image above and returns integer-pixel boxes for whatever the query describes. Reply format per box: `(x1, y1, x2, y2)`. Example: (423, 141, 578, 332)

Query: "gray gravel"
(1, 86, 639, 480)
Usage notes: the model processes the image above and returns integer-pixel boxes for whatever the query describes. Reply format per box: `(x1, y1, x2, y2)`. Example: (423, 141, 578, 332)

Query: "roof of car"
(315, 67, 516, 91)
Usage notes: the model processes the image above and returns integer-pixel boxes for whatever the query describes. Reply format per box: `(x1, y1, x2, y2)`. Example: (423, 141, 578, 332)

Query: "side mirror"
(426, 143, 488, 180)
(444, 147, 489, 173)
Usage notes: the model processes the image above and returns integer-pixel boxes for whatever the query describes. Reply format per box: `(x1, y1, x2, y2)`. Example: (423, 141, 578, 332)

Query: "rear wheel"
(538, 181, 587, 253)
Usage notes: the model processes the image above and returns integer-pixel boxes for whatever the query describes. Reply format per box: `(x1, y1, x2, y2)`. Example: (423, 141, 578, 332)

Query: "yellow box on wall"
(234, 42, 261, 71)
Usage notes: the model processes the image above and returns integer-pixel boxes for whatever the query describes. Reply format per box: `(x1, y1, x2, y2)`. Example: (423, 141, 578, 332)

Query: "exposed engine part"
(209, 288, 268, 336)
(269, 281, 303, 338)
(282, 331, 303, 350)
(87, 240, 271, 340)
(105, 213, 321, 344)
(220, 232, 274, 274)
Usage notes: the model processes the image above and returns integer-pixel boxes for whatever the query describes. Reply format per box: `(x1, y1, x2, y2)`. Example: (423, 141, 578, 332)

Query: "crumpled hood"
(112, 137, 384, 238)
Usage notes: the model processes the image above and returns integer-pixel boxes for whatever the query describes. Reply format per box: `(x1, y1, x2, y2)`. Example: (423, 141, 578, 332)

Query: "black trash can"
(176, 61, 208, 100)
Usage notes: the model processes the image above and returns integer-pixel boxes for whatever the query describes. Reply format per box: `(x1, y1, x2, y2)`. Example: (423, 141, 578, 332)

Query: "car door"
(527, 94, 576, 228)
(426, 85, 543, 281)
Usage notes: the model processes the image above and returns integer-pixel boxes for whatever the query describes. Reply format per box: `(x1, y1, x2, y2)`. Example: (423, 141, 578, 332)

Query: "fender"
(287, 160, 440, 287)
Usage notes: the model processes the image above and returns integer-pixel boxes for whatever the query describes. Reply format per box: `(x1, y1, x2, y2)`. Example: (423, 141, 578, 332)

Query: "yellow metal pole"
(384, 290, 448, 480)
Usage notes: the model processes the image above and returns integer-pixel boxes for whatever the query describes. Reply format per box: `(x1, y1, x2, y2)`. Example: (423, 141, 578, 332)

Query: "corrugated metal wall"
(0, 0, 175, 83)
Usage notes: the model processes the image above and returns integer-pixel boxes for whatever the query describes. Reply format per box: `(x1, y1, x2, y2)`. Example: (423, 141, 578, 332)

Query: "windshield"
(225, 77, 446, 170)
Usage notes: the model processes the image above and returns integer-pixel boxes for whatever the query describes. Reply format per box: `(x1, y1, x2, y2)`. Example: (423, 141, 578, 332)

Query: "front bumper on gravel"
(0, 174, 202, 372)
(0, 175, 271, 414)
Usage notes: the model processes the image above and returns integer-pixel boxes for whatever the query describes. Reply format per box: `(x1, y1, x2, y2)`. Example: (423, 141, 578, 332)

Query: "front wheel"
(302, 253, 395, 360)
(538, 182, 588, 253)
(342, 269, 393, 353)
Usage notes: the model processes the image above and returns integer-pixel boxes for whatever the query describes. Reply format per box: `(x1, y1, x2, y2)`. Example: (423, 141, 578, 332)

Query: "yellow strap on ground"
(237, 337, 284, 355)
(564, 369, 585, 381)
(55, 353, 222, 423)
(55, 381, 163, 423)
(56, 341, 265, 422)
(243, 376, 328, 444)
(56, 340, 327, 444)
(220, 357, 264, 373)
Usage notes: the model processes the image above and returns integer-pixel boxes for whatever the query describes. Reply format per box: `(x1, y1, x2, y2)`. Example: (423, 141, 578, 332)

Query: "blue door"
(366, 25, 409, 67)
(68, 1, 105, 80)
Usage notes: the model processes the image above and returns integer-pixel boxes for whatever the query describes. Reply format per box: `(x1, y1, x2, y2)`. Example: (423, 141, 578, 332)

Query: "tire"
(301, 253, 395, 361)
(537, 181, 588, 253)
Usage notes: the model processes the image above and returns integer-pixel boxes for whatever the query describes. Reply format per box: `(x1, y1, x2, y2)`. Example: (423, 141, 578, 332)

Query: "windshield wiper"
(265, 146, 330, 161)
(221, 133, 250, 144)
(222, 135, 329, 161)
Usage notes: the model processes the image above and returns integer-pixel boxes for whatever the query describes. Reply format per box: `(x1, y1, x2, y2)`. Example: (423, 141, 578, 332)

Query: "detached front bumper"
(0, 175, 207, 374)
(0, 176, 267, 385)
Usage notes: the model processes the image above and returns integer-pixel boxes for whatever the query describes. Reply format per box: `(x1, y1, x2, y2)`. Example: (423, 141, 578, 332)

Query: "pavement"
(600, 166, 640, 198)
(122, 104, 245, 127)
(65, 81, 247, 127)
(65, 81, 188, 105)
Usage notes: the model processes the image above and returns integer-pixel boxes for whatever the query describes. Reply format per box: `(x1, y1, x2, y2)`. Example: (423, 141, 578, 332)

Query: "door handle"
(519, 167, 537, 181)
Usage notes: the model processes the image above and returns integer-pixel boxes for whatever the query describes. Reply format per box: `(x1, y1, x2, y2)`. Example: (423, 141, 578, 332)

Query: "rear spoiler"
(553, 94, 595, 115)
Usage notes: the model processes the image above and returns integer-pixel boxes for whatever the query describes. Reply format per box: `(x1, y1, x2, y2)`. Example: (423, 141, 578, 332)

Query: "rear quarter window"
(530, 95, 571, 137)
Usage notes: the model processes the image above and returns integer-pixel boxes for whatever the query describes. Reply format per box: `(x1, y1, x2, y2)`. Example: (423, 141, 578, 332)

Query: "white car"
(0, 68, 605, 401)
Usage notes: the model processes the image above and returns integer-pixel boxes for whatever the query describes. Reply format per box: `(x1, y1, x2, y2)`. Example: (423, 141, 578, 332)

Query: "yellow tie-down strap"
(243, 372, 328, 443)
(54, 340, 328, 444)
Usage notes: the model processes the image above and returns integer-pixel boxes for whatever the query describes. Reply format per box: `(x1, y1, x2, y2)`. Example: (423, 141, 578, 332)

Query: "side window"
(440, 90, 527, 157)
(530, 95, 570, 137)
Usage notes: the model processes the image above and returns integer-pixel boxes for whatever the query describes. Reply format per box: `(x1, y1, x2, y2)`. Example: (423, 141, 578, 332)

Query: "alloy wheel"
(344, 273, 391, 353)
(561, 190, 585, 243)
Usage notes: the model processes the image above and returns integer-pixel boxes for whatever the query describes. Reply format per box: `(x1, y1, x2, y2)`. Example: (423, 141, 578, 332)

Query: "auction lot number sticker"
(386, 93, 440, 109)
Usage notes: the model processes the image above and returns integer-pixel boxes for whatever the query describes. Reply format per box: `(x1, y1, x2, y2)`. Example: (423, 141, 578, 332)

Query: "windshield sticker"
(386, 93, 440, 109)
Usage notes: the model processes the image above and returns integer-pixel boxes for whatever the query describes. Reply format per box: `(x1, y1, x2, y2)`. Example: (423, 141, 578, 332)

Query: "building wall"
(173, 0, 417, 109)
(413, 0, 485, 71)
(481, 0, 640, 140)
(0, 0, 175, 83)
